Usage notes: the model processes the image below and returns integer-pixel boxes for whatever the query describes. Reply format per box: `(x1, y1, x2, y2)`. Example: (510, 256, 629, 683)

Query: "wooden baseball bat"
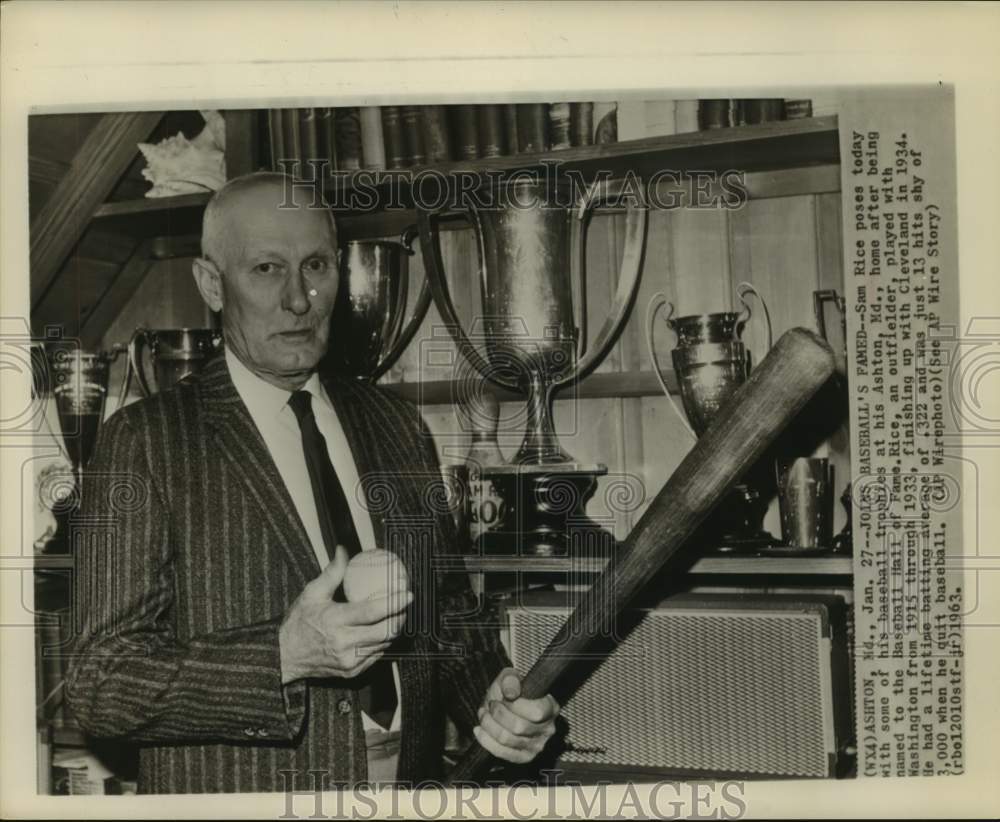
(447, 327, 837, 784)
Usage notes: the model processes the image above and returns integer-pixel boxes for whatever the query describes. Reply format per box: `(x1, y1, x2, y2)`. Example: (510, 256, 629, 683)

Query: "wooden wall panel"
(670, 208, 733, 314)
(731, 195, 820, 359)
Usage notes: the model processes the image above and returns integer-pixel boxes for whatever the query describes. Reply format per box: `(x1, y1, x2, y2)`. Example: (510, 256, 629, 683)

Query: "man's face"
(208, 183, 339, 389)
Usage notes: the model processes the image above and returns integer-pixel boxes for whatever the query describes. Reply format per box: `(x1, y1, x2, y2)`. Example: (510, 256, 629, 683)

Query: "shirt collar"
(226, 347, 330, 420)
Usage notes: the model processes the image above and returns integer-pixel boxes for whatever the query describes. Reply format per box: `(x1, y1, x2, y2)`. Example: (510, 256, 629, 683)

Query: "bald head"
(201, 172, 336, 270)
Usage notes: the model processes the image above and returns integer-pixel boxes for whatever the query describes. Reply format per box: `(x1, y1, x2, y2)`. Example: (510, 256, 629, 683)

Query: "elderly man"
(65, 172, 558, 793)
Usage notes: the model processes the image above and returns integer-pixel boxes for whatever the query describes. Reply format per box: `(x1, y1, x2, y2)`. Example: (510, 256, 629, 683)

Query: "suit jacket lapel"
(198, 353, 320, 586)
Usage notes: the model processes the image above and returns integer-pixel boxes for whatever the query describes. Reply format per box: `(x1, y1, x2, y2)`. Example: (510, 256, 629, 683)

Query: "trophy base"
(755, 543, 835, 556)
(479, 464, 610, 557)
(713, 534, 780, 554)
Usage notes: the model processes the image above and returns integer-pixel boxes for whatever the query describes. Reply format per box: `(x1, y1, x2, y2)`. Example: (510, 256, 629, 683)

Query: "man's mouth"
(277, 329, 314, 342)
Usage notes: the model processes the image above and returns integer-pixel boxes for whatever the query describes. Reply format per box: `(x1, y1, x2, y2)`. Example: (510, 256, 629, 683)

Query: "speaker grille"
(507, 601, 835, 777)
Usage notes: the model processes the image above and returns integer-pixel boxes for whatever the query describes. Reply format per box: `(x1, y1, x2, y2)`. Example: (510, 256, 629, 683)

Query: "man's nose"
(282, 270, 312, 315)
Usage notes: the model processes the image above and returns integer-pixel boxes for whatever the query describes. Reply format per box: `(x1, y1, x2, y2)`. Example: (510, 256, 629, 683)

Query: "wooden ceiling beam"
(30, 111, 164, 312)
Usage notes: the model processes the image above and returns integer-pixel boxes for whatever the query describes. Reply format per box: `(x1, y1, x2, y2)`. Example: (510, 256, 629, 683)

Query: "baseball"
(342, 549, 410, 603)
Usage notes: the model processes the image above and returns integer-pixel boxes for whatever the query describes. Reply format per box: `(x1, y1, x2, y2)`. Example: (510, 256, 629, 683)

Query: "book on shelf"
(299, 108, 320, 168)
(400, 105, 426, 167)
(359, 106, 386, 171)
(569, 102, 593, 147)
(282, 109, 303, 172)
(548, 103, 571, 150)
(317, 107, 337, 171)
(593, 102, 618, 144)
(515, 103, 549, 153)
(502, 104, 519, 155)
(451, 105, 480, 161)
(478, 104, 507, 158)
(381, 105, 406, 169)
(267, 109, 285, 170)
(734, 98, 786, 126)
(783, 99, 814, 120)
(334, 107, 363, 171)
(421, 105, 452, 163)
(697, 99, 732, 130)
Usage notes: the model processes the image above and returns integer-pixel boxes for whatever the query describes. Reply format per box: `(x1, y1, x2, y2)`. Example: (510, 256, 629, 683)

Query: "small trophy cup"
(324, 226, 432, 381)
(44, 345, 122, 484)
(120, 327, 223, 398)
(775, 457, 834, 551)
(647, 282, 776, 550)
(418, 177, 647, 555)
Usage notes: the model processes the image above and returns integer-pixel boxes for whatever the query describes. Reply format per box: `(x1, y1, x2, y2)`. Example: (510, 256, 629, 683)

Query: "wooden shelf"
(458, 553, 853, 576)
(91, 191, 209, 240)
(89, 116, 840, 243)
(383, 369, 677, 405)
(337, 115, 838, 186)
(31, 548, 852, 575)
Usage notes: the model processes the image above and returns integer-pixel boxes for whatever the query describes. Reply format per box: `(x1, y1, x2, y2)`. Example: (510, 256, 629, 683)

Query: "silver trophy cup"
(120, 327, 223, 399)
(325, 226, 431, 381)
(648, 283, 776, 549)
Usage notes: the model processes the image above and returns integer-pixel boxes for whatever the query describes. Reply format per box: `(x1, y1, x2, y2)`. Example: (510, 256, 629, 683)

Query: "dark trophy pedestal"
(479, 464, 614, 557)
(712, 483, 777, 552)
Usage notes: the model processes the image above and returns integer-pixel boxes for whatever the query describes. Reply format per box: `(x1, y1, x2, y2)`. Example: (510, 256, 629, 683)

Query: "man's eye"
(303, 258, 329, 274)
(254, 262, 279, 275)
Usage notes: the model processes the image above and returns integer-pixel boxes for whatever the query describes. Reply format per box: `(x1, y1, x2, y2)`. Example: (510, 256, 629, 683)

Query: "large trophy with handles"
(418, 176, 647, 556)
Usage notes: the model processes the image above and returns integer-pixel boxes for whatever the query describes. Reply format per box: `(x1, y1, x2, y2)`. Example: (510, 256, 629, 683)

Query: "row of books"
(696, 98, 812, 130)
(265, 103, 618, 173)
(265, 99, 814, 174)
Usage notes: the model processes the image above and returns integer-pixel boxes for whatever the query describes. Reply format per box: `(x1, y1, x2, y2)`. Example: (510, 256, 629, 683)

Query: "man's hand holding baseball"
(279, 545, 411, 684)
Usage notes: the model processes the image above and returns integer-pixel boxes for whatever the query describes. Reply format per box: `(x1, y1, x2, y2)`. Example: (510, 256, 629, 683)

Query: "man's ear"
(192, 257, 224, 313)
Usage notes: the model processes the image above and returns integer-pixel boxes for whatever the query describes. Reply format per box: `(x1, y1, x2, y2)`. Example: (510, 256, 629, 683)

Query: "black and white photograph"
(1, 2, 998, 819)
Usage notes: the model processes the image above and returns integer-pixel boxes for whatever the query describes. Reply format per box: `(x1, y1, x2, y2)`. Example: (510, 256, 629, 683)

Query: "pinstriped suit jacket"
(65, 352, 509, 793)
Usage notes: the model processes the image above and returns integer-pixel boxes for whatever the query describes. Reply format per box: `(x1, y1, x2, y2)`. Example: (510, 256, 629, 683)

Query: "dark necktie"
(287, 389, 397, 730)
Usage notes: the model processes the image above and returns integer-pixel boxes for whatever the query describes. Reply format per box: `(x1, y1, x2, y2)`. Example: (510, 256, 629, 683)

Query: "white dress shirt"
(227, 349, 401, 732)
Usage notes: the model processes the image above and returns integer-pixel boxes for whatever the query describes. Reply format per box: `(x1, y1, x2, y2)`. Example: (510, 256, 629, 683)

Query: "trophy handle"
(417, 208, 522, 393)
(368, 226, 433, 382)
(645, 292, 697, 440)
(561, 178, 648, 388)
(736, 280, 773, 363)
(399, 223, 419, 255)
(130, 328, 154, 398)
(115, 329, 147, 405)
(813, 288, 845, 341)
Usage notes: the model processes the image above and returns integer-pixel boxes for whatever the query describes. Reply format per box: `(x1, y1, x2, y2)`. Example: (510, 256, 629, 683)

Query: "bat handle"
(446, 664, 552, 785)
